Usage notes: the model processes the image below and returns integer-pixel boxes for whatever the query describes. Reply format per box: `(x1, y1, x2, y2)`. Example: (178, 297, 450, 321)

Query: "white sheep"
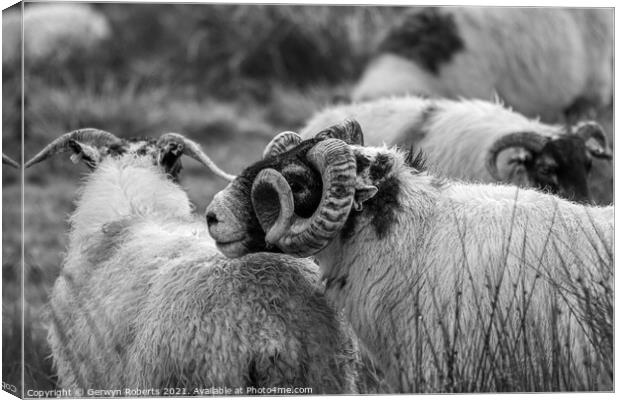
(3, 3, 110, 68)
(206, 120, 614, 392)
(352, 8, 613, 121)
(300, 96, 612, 204)
(26, 129, 358, 393)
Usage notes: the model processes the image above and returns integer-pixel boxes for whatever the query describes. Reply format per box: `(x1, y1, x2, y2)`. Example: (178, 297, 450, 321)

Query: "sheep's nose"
(206, 211, 219, 227)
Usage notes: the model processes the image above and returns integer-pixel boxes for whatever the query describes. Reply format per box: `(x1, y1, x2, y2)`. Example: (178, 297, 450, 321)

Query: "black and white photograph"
(1, 1, 615, 397)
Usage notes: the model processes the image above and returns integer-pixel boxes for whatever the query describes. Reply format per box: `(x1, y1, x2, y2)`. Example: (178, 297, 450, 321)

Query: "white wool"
(300, 96, 564, 182)
(420, 98, 559, 180)
(314, 145, 613, 392)
(352, 8, 612, 121)
(71, 157, 192, 237)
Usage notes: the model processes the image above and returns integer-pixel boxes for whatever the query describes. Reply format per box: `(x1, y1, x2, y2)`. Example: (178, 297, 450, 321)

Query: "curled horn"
(252, 139, 357, 257)
(573, 121, 612, 159)
(485, 132, 549, 181)
(262, 131, 302, 159)
(25, 128, 120, 168)
(2, 153, 19, 168)
(251, 169, 295, 245)
(315, 119, 364, 146)
(157, 133, 235, 181)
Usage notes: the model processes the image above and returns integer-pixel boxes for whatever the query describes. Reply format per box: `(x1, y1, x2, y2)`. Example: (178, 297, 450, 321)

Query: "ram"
(26, 129, 358, 393)
(300, 96, 612, 204)
(207, 120, 613, 392)
(352, 7, 613, 121)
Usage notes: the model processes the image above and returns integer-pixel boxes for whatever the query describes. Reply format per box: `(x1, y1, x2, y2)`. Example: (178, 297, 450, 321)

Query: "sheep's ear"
(156, 133, 191, 182)
(353, 183, 378, 211)
(67, 139, 102, 169)
(156, 132, 235, 182)
(156, 137, 184, 179)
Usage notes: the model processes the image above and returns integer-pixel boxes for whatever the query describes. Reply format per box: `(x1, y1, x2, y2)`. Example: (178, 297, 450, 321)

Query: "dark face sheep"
(208, 119, 614, 392)
(485, 122, 611, 204)
(207, 121, 387, 258)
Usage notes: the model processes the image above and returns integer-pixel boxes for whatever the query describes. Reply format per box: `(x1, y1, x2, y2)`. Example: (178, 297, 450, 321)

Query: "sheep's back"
(330, 177, 613, 391)
(353, 8, 612, 120)
(300, 96, 432, 146)
(412, 190, 613, 388)
(127, 252, 357, 393)
(47, 218, 357, 392)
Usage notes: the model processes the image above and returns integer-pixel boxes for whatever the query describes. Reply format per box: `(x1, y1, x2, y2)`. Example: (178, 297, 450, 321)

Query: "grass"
(385, 197, 614, 393)
(2, 3, 614, 395)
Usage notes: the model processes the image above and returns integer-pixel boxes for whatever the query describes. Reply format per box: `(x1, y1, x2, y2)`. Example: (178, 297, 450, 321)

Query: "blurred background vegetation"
(3, 2, 404, 392)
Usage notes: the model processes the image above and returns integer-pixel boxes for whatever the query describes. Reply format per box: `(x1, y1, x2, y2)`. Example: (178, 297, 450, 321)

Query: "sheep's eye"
(289, 180, 303, 193)
(539, 169, 552, 176)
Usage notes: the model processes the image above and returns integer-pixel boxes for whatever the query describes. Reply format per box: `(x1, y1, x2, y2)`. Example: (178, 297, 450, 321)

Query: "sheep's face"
(528, 135, 593, 203)
(207, 121, 406, 259)
(207, 139, 324, 257)
(488, 122, 611, 204)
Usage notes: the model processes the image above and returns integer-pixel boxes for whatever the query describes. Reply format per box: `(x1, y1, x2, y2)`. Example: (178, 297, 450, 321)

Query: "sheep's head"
(486, 121, 612, 203)
(25, 128, 234, 181)
(206, 120, 406, 258)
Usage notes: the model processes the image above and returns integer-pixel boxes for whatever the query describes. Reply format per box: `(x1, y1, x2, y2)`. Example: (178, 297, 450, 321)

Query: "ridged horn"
(157, 133, 235, 181)
(251, 168, 296, 245)
(485, 132, 549, 181)
(262, 131, 303, 159)
(573, 121, 612, 159)
(315, 119, 364, 146)
(252, 139, 357, 257)
(2, 154, 19, 168)
(25, 128, 119, 168)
